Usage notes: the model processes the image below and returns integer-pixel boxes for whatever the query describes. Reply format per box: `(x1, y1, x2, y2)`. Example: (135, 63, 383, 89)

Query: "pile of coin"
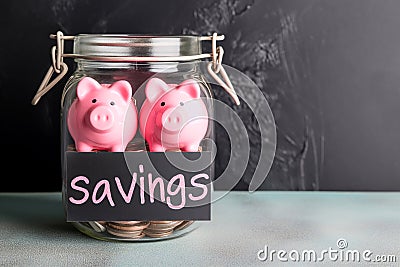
(105, 221, 149, 239)
(143, 221, 183, 238)
(101, 220, 194, 239)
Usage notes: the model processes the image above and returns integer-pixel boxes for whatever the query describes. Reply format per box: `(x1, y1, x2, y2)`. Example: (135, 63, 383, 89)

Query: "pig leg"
(110, 144, 125, 152)
(149, 142, 166, 152)
(76, 142, 93, 152)
(182, 143, 200, 152)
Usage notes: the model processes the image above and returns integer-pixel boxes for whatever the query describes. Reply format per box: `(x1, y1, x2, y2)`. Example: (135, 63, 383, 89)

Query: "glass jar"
(32, 31, 239, 242)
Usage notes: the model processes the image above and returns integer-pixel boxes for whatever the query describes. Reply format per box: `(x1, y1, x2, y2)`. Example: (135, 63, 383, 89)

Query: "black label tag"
(65, 151, 212, 221)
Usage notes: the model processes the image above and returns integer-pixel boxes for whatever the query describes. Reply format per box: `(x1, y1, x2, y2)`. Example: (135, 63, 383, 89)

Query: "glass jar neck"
(76, 60, 200, 73)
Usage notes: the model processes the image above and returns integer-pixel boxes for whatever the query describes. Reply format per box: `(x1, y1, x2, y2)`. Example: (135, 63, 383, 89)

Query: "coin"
(146, 226, 176, 232)
(109, 221, 142, 224)
(106, 221, 150, 231)
(147, 221, 182, 231)
(106, 227, 145, 239)
(174, 220, 194, 231)
(126, 139, 147, 151)
(106, 226, 143, 236)
(165, 149, 181, 152)
(144, 221, 184, 237)
(67, 144, 76, 151)
(88, 221, 106, 232)
(143, 230, 174, 238)
(164, 146, 202, 152)
(149, 221, 181, 226)
(148, 220, 176, 224)
(105, 221, 148, 239)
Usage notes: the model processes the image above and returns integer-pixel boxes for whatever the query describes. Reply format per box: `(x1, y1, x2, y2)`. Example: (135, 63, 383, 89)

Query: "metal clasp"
(206, 33, 240, 105)
(31, 31, 69, 105)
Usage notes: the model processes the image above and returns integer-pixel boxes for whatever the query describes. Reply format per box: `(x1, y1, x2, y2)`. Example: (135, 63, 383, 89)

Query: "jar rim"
(73, 34, 204, 60)
(76, 33, 202, 39)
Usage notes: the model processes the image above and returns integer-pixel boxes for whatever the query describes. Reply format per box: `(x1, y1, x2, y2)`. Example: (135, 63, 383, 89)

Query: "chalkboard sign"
(65, 151, 212, 221)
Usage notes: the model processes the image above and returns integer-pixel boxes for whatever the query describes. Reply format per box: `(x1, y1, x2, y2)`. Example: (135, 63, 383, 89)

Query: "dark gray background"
(1, 0, 400, 192)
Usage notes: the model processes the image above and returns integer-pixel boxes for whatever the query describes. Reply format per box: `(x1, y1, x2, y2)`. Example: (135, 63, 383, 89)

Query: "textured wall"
(2, 0, 400, 192)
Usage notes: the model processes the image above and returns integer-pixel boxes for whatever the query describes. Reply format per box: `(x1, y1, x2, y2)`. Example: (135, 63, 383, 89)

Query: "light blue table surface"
(0, 191, 399, 266)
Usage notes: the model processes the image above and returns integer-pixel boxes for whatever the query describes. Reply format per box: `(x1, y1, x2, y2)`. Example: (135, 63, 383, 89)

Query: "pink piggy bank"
(139, 78, 209, 152)
(67, 77, 138, 152)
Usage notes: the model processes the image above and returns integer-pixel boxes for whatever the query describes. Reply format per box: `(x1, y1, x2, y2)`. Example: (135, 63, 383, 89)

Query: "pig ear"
(178, 79, 201, 99)
(145, 78, 170, 103)
(77, 77, 101, 100)
(109, 80, 132, 102)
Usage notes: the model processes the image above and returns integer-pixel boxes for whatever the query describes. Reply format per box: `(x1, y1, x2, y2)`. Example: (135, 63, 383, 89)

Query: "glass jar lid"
(74, 34, 203, 59)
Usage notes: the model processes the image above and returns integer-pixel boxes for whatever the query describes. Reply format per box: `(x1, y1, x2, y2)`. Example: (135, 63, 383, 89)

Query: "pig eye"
(161, 102, 165, 106)
(92, 99, 97, 103)
(180, 102, 184, 106)
(110, 101, 115, 106)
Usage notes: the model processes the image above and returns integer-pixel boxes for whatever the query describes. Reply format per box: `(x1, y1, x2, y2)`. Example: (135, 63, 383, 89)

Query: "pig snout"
(158, 107, 186, 133)
(88, 106, 115, 132)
